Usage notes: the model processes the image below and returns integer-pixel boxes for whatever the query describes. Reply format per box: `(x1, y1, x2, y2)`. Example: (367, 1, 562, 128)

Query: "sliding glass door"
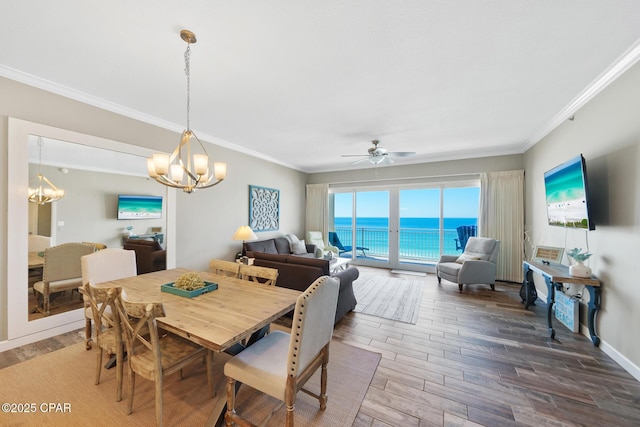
(330, 182, 479, 272)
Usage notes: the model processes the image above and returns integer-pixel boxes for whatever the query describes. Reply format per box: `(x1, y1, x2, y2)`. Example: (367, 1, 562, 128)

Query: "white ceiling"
(4, 1, 640, 173)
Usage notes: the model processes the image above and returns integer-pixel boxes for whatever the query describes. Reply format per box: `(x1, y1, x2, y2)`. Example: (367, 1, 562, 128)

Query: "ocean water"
(333, 217, 478, 258)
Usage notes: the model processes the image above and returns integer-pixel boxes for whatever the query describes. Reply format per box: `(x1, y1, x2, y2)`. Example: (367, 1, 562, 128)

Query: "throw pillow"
(284, 233, 300, 253)
(292, 240, 308, 255)
(455, 253, 481, 264)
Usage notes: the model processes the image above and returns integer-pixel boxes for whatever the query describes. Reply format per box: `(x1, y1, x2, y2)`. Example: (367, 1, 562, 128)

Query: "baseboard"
(390, 270, 426, 276)
(580, 324, 640, 382)
(536, 287, 640, 381)
(0, 320, 84, 352)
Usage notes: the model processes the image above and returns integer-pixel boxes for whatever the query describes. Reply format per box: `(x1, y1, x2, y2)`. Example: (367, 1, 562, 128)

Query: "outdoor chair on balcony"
(328, 231, 369, 257)
(454, 225, 477, 251)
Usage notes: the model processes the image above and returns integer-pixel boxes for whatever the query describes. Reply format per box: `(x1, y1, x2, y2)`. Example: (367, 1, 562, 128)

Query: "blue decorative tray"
(161, 281, 218, 298)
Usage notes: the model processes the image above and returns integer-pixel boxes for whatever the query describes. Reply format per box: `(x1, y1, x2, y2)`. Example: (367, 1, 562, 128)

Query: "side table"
(522, 261, 601, 346)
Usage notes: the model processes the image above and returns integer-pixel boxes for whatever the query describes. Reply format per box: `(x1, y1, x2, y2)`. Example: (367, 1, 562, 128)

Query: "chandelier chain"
(185, 43, 191, 131)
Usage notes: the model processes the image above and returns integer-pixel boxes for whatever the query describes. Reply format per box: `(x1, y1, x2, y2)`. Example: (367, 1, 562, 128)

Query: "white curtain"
(479, 170, 524, 283)
(305, 184, 329, 239)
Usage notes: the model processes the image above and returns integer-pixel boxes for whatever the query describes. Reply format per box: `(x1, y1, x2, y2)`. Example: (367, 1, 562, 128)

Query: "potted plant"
(567, 248, 592, 278)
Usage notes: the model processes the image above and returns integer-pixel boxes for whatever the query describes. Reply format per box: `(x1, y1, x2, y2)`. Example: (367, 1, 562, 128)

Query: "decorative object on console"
(249, 185, 279, 231)
(567, 247, 592, 278)
(532, 246, 564, 264)
(28, 136, 65, 204)
(146, 29, 227, 193)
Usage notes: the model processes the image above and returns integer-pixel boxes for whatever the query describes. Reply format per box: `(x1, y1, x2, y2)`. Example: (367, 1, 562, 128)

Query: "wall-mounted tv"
(544, 154, 595, 230)
(117, 195, 163, 220)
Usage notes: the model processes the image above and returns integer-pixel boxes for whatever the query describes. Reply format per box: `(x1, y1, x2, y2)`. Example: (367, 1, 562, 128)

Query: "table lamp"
(233, 226, 257, 257)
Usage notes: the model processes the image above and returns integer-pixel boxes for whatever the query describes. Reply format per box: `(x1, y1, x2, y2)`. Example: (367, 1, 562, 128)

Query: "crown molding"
(0, 65, 302, 172)
(522, 38, 640, 152)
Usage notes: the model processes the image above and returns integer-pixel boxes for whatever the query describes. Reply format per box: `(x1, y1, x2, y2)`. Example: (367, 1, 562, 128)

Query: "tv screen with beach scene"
(544, 154, 595, 230)
(117, 195, 163, 220)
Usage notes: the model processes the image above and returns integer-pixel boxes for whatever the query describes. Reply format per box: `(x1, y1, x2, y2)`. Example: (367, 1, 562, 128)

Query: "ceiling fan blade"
(351, 157, 372, 165)
(387, 151, 416, 157)
(341, 154, 369, 158)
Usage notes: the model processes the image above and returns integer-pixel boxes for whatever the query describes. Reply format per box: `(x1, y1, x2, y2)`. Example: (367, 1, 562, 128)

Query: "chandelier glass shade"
(28, 137, 65, 205)
(147, 29, 227, 193)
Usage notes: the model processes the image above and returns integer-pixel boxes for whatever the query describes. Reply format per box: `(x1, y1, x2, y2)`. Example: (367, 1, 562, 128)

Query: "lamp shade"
(232, 226, 257, 241)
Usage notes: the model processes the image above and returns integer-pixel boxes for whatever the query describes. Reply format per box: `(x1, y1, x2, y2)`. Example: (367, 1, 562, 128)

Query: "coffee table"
(329, 257, 350, 273)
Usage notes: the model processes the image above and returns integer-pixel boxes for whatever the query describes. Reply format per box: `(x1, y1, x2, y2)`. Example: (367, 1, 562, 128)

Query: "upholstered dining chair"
(115, 296, 214, 427)
(81, 283, 124, 401)
(33, 242, 96, 315)
(239, 264, 279, 286)
(209, 259, 240, 278)
(81, 248, 137, 350)
(436, 237, 500, 292)
(224, 275, 340, 427)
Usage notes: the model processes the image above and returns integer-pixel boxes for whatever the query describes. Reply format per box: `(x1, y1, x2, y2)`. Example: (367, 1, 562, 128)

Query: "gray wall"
(0, 76, 307, 342)
(524, 61, 640, 373)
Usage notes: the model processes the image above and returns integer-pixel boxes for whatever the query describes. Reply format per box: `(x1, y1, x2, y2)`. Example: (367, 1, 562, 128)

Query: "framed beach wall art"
(249, 185, 280, 231)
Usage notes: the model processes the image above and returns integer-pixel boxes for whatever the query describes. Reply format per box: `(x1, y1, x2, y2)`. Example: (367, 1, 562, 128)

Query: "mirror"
(27, 136, 168, 320)
(8, 118, 176, 342)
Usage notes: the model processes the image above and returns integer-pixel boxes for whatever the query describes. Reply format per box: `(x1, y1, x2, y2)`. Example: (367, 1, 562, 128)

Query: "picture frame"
(532, 246, 564, 264)
(249, 185, 280, 231)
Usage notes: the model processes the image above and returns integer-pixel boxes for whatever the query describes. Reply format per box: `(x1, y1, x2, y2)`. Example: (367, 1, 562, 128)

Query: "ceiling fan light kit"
(342, 140, 416, 166)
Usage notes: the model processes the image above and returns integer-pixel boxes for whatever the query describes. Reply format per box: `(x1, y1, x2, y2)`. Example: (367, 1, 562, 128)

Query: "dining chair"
(209, 259, 240, 278)
(224, 275, 340, 427)
(81, 283, 124, 401)
(81, 248, 137, 350)
(33, 242, 96, 315)
(115, 295, 214, 427)
(239, 264, 279, 286)
(28, 234, 51, 252)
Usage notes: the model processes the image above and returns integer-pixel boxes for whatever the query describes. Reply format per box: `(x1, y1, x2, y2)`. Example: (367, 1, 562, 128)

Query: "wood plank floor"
(339, 267, 640, 427)
(2, 266, 640, 426)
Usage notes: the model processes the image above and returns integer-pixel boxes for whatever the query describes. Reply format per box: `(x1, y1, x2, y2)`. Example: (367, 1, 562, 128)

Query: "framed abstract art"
(249, 185, 280, 231)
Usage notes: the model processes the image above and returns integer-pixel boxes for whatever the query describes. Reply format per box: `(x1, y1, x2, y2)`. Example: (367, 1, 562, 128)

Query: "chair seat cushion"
(224, 330, 290, 400)
(437, 262, 462, 276)
(34, 277, 83, 294)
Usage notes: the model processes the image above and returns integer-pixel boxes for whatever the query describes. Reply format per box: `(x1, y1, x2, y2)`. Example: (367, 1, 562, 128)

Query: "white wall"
(0, 76, 307, 344)
(524, 61, 640, 376)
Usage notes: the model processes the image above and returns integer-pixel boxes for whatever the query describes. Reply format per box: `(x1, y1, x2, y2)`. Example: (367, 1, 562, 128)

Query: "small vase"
(569, 262, 591, 278)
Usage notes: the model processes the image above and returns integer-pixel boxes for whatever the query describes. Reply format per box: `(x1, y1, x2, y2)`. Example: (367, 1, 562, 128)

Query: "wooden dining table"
(98, 268, 301, 425)
(28, 251, 45, 268)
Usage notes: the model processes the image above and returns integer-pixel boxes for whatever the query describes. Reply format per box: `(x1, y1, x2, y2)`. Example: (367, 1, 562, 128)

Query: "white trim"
(0, 321, 84, 353)
(0, 64, 300, 172)
(587, 327, 640, 382)
(523, 38, 640, 151)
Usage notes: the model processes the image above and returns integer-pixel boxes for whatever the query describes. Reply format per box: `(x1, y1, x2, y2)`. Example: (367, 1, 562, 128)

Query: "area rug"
(352, 273, 425, 324)
(0, 340, 380, 427)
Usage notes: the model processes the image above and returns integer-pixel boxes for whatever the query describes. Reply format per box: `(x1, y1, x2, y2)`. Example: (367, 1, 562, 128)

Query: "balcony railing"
(334, 226, 461, 261)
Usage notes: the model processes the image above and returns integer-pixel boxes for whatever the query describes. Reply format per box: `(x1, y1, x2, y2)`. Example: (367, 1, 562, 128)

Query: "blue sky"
(334, 187, 479, 218)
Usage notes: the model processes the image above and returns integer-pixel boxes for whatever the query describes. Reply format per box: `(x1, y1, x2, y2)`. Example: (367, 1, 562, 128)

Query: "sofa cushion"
(273, 237, 293, 254)
(245, 239, 278, 254)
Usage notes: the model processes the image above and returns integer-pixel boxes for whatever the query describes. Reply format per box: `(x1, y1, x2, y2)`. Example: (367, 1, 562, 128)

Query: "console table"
(522, 261, 601, 346)
(121, 233, 164, 246)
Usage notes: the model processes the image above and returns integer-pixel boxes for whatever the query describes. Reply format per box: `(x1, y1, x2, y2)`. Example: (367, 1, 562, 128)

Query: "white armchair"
(306, 231, 339, 258)
(436, 237, 500, 292)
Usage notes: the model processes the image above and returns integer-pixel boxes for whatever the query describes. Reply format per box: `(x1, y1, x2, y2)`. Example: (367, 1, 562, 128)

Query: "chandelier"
(28, 137, 65, 205)
(147, 29, 227, 193)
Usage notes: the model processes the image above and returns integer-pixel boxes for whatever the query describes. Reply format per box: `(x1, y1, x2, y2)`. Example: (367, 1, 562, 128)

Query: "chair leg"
(155, 374, 163, 427)
(458, 284, 463, 292)
(95, 348, 103, 385)
(225, 377, 236, 427)
(116, 345, 124, 402)
(85, 318, 93, 350)
(490, 283, 495, 291)
(437, 276, 441, 284)
(127, 371, 135, 415)
(319, 350, 329, 410)
(206, 351, 215, 398)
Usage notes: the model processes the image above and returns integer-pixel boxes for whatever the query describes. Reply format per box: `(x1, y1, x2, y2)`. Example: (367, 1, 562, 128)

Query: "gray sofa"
(243, 236, 316, 258)
(250, 251, 359, 323)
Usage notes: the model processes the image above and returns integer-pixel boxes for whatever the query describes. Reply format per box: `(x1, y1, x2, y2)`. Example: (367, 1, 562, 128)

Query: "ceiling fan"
(341, 140, 416, 165)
